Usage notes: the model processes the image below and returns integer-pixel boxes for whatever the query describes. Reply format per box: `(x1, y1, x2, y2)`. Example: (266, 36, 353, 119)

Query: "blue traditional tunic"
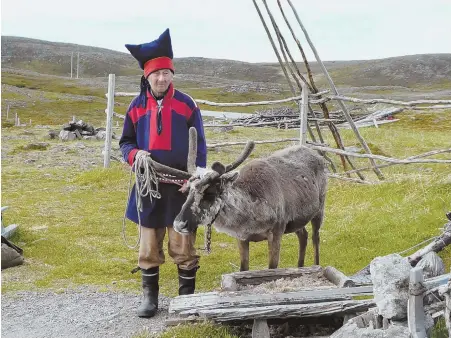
(119, 83, 207, 228)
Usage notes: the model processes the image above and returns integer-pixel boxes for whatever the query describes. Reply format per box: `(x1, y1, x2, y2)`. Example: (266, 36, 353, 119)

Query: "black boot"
(137, 267, 159, 318)
(178, 266, 198, 295)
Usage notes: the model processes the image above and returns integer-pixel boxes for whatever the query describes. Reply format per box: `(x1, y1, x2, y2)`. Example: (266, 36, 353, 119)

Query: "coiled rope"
(121, 150, 161, 249)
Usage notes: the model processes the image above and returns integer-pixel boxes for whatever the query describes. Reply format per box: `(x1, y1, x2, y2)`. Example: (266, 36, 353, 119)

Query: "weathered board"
(169, 285, 373, 315)
(221, 265, 324, 291)
(191, 299, 375, 322)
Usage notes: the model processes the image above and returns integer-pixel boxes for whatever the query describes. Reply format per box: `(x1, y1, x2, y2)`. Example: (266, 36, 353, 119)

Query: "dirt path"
(1, 288, 175, 338)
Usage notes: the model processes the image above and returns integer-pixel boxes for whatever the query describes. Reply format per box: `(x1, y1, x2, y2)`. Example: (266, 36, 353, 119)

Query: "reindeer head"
(173, 141, 255, 234)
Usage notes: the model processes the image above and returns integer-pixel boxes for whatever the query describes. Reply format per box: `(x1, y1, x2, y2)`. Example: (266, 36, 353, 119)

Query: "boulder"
(416, 251, 445, 279)
(59, 130, 76, 141)
(370, 254, 411, 320)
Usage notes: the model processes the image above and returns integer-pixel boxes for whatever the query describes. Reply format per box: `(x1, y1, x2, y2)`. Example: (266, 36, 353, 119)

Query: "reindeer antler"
(187, 127, 197, 175)
(196, 140, 255, 189)
(225, 141, 255, 172)
(147, 127, 198, 179)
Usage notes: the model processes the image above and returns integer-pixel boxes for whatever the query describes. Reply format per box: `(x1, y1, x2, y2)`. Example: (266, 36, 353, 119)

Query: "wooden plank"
(423, 273, 450, 290)
(323, 266, 355, 287)
(223, 266, 323, 287)
(189, 299, 375, 322)
(252, 319, 270, 338)
(408, 229, 451, 266)
(169, 285, 373, 315)
(407, 267, 427, 338)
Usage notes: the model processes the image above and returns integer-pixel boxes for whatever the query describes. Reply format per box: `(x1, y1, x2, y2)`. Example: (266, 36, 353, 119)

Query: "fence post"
(299, 82, 308, 145)
(408, 267, 427, 338)
(104, 74, 116, 168)
(6, 105, 10, 120)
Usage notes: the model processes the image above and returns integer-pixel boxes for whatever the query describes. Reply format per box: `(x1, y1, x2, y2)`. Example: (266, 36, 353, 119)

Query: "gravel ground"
(1, 287, 175, 338)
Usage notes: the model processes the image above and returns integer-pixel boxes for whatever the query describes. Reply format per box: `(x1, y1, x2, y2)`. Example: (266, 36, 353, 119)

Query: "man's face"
(148, 69, 173, 95)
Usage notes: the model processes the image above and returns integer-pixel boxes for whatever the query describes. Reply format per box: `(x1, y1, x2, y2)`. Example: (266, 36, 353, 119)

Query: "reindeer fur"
(174, 145, 328, 271)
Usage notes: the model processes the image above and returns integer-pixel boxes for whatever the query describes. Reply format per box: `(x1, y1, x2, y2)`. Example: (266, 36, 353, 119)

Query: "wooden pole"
(76, 52, 79, 79)
(408, 267, 427, 338)
(286, 0, 384, 180)
(14, 113, 18, 126)
(6, 105, 10, 120)
(252, 319, 270, 338)
(300, 82, 308, 145)
(104, 74, 115, 168)
(251, 0, 296, 94)
(276, 0, 343, 173)
(70, 52, 73, 78)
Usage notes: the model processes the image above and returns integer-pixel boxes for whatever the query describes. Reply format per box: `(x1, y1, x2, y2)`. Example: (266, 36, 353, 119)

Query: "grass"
(2, 72, 106, 97)
(184, 87, 293, 113)
(1, 75, 450, 337)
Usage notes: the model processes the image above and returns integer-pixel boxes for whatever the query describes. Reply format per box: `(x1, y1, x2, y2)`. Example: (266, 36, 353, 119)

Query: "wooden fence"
(103, 74, 451, 184)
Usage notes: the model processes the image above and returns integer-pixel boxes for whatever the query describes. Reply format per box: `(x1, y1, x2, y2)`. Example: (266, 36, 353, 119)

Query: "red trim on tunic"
(171, 98, 193, 119)
(128, 148, 138, 165)
(146, 84, 175, 150)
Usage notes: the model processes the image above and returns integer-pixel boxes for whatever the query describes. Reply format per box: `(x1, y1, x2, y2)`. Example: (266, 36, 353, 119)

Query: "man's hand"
(134, 150, 151, 163)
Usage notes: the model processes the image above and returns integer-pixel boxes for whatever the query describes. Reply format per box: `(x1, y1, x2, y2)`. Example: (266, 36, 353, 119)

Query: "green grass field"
(1, 72, 450, 337)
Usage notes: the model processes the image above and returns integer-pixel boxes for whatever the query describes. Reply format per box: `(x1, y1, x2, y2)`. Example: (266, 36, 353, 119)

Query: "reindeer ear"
(211, 161, 226, 175)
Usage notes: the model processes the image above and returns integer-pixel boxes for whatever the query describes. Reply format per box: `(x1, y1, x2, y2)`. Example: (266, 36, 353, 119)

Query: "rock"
(330, 321, 409, 338)
(48, 130, 58, 139)
(415, 252, 445, 279)
(330, 309, 410, 338)
(417, 252, 445, 305)
(59, 130, 76, 141)
(370, 254, 411, 320)
(83, 136, 97, 140)
(62, 123, 72, 131)
(95, 131, 106, 140)
(84, 124, 95, 134)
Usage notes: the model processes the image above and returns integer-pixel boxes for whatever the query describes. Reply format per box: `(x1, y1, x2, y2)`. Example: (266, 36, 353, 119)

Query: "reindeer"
(164, 137, 328, 272)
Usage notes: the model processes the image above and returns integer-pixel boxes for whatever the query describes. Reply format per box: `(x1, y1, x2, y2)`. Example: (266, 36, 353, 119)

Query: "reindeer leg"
(295, 227, 308, 267)
(237, 239, 249, 271)
(311, 213, 324, 266)
(267, 231, 282, 269)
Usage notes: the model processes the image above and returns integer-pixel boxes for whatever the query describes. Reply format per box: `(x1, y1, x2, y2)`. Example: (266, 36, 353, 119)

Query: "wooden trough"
(168, 266, 375, 337)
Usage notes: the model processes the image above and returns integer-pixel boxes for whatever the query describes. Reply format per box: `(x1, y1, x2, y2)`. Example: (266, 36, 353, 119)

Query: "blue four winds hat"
(125, 28, 175, 78)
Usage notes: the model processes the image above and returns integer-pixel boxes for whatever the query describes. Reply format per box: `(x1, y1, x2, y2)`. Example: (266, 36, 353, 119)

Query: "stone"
(59, 130, 76, 141)
(330, 321, 409, 338)
(95, 131, 106, 140)
(48, 130, 58, 139)
(370, 254, 411, 320)
(416, 252, 445, 279)
(330, 309, 410, 338)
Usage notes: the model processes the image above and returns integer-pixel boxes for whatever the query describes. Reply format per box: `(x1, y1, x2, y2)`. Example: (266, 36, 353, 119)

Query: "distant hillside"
(2, 36, 451, 87)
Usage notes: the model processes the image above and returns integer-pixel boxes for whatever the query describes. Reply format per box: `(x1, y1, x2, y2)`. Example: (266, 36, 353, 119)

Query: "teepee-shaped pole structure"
(252, 0, 386, 181)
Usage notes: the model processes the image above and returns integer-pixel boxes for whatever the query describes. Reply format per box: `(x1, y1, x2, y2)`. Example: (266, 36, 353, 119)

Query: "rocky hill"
(2, 36, 451, 88)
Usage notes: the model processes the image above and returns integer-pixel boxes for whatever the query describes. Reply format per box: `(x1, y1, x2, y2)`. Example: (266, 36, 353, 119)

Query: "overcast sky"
(2, 0, 451, 63)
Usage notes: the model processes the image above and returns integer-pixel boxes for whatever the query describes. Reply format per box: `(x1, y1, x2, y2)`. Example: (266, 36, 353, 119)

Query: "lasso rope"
(122, 151, 161, 249)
